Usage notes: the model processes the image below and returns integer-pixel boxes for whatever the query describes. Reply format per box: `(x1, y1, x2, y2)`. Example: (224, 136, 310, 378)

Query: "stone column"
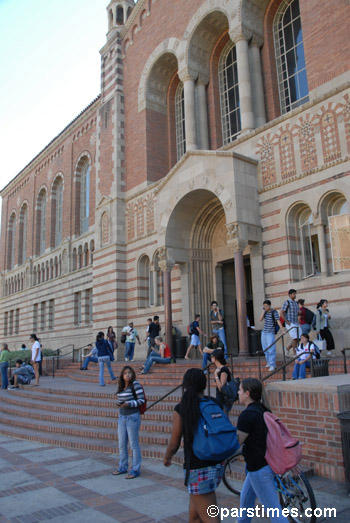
(158, 253, 175, 357)
(234, 243, 250, 356)
(249, 39, 266, 128)
(196, 77, 209, 150)
(179, 70, 198, 151)
(235, 36, 255, 133)
(150, 263, 158, 306)
(315, 220, 328, 276)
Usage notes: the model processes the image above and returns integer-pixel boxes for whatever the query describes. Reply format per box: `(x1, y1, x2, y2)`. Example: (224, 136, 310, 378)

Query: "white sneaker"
(125, 358, 128, 361)
(265, 363, 270, 368)
(327, 351, 335, 357)
(284, 348, 290, 357)
(269, 366, 276, 371)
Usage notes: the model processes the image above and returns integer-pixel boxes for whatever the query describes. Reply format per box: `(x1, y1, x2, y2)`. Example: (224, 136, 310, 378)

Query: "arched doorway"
(165, 189, 253, 354)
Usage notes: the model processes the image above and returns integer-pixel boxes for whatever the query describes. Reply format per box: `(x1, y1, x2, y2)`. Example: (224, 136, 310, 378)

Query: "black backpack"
(304, 308, 315, 325)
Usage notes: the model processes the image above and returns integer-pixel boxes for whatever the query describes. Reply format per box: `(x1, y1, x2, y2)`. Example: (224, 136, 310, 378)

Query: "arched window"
(36, 189, 47, 256)
(138, 255, 151, 308)
(52, 177, 63, 247)
(287, 204, 320, 281)
(80, 164, 90, 234)
(175, 83, 186, 161)
(7, 212, 16, 270)
(18, 204, 28, 265)
(116, 5, 124, 25)
(219, 42, 241, 144)
(321, 193, 349, 273)
(274, 0, 309, 114)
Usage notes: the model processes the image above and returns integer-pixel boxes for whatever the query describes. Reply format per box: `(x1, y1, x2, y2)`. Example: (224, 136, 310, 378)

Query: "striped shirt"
(117, 380, 145, 416)
(262, 309, 279, 333)
(282, 299, 299, 324)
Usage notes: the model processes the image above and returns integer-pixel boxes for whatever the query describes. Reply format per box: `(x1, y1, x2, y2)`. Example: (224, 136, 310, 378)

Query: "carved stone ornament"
(226, 222, 240, 240)
(157, 246, 168, 261)
(215, 183, 224, 196)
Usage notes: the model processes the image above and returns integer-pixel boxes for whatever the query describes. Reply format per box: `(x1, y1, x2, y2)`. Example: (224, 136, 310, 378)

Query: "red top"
(299, 307, 307, 325)
(163, 343, 171, 358)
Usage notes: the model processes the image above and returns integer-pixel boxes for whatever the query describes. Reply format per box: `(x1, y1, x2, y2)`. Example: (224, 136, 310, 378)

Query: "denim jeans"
(300, 324, 311, 336)
(213, 327, 227, 356)
(238, 465, 288, 523)
(261, 331, 276, 368)
(82, 356, 98, 369)
(117, 412, 141, 476)
(98, 356, 115, 386)
(143, 354, 171, 373)
(0, 362, 9, 389)
(202, 352, 212, 369)
(125, 342, 135, 361)
(292, 360, 310, 379)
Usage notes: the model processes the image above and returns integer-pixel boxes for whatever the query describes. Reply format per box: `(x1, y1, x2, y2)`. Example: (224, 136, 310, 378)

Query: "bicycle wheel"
(222, 451, 245, 495)
(278, 471, 317, 523)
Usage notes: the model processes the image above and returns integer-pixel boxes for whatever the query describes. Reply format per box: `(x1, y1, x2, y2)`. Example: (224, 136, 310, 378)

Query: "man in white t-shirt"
(30, 333, 41, 386)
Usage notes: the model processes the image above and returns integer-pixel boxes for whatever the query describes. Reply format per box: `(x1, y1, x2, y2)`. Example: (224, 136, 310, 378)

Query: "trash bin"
(336, 411, 350, 491)
(312, 358, 330, 377)
(248, 329, 262, 356)
(173, 336, 187, 359)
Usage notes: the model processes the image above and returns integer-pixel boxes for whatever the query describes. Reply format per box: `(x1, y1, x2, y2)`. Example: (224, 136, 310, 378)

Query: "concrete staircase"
(0, 357, 348, 472)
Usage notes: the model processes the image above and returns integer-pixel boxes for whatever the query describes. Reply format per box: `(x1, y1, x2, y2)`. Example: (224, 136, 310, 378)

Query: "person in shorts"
(184, 314, 207, 359)
(280, 289, 300, 356)
(164, 368, 223, 523)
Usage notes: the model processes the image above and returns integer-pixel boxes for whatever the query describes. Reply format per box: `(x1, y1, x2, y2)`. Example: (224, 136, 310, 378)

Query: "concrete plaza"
(0, 435, 349, 522)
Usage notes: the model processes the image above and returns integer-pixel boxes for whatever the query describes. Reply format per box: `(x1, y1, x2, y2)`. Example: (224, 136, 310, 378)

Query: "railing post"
(207, 364, 211, 397)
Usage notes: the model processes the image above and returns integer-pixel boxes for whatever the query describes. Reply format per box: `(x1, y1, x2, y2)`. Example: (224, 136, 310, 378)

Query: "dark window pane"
(291, 0, 300, 20)
(298, 69, 309, 98)
(289, 74, 299, 103)
(293, 17, 302, 45)
(287, 49, 297, 76)
(284, 24, 294, 51)
(283, 5, 291, 25)
(226, 50, 233, 68)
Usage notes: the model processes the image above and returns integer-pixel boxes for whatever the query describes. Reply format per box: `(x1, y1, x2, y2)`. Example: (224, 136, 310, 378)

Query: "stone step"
(0, 422, 184, 464)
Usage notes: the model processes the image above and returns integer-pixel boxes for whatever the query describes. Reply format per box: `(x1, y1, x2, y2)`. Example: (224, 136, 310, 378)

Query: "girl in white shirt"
(30, 333, 41, 386)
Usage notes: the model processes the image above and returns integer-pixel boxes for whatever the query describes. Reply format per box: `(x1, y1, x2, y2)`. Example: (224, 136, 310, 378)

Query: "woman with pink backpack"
(236, 378, 289, 522)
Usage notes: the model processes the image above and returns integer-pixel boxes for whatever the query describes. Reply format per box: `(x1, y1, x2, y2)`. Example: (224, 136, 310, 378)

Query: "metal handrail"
(257, 326, 294, 381)
(261, 350, 317, 383)
(341, 348, 350, 374)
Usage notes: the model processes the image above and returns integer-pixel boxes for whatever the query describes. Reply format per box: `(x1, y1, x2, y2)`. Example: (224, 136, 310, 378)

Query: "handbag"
(316, 334, 326, 352)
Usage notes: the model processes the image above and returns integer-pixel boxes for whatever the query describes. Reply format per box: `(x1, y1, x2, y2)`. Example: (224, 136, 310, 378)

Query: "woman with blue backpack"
(163, 368, 238, 523)
(237, 378, 288, 523)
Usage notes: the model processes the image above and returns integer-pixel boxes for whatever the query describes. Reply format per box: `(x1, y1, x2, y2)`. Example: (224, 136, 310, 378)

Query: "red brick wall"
(267, 383, 350, 482)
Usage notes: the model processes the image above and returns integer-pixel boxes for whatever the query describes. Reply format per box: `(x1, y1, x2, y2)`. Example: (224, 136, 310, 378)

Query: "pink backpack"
(263, 411, 302, 475)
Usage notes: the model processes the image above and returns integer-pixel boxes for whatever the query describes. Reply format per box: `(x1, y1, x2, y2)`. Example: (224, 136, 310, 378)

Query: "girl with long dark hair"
(315, 299, 335, 356)
(163, 368, 223, 523)
(113, 365, 145, 478)
(106, 326, 117, 352)
(211, 348, 232, 414)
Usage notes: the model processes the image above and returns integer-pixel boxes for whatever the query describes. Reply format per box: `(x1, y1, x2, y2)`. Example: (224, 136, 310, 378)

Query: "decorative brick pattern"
(296, 115, 318, 172)
(318, 106, 342, 164)
(279, 129, 296, 180)
(256, 134, 276, 187)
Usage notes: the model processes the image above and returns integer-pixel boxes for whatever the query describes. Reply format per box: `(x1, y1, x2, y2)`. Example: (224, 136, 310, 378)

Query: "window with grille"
(80, 165, 90, 234)
(175, 83, 186, 161)
(219, 42, 241, 145)
(274, 0, 309, 114)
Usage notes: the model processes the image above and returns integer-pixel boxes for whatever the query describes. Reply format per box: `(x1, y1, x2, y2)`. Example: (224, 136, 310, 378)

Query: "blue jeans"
(0, 362, 9, 389)
(292, 360, 310, 379)
(98, 356, 115, 386)
(125, 342, 135, 361)
(300, 324, 311, 336)
(202, 352, 212, 369)
(143, 352, 171, 374)
(238, 465, 288, 523)
(117, 412, 141, 476)
(82, 356, 98, 369)
(213, 327, 227, 356)
(261, 331, 276, 368)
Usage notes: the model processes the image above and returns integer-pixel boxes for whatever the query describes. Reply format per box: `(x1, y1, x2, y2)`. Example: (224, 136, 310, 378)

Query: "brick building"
(1, 0, 349, 356)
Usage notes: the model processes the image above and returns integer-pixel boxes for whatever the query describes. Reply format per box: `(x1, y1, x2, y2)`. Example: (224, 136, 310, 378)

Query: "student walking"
(259, 300, 282, 371)
(315, 299, 335, 357)
(121, 322, 141, 362)
(29, 334, 41, 386)
(280, 289, 300, 356)
(164, 368, 223, 523)
(209, 301, 227, 356)
(96, 331, 116, 386)
(0, 344, 10, 389)
(237, 378, 288, 523)
(184, 314, 207, 359)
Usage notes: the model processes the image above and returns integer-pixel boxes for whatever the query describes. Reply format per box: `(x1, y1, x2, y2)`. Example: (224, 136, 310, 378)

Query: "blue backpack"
(192, 397, 239, 461)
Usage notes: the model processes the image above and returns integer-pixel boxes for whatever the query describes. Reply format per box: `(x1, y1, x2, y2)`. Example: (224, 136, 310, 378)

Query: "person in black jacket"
(148, 316, 161, 354)
(96, 331, 116, 386)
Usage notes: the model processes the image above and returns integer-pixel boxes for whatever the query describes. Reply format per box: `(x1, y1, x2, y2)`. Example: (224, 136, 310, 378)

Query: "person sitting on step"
(80, 344, 98, 370)
(140, 336, 171, 374)
(8, 359, 35, 389)
(202, 334, 224, 373)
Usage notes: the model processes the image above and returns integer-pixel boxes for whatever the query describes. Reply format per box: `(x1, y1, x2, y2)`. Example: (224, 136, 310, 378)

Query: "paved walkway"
(0, 435, 349, 522)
